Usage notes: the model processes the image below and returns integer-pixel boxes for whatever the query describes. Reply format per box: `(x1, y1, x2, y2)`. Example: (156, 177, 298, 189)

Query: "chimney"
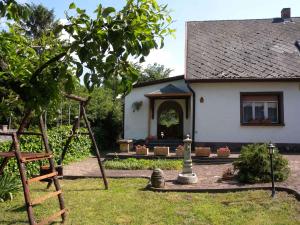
(281, 8, 291, 19)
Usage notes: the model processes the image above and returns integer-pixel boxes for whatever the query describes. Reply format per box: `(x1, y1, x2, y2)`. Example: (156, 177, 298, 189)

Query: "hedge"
(0, 125, 92, 177)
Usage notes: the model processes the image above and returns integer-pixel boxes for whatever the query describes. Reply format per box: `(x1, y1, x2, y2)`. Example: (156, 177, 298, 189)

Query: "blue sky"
(20, 0, 300, 76)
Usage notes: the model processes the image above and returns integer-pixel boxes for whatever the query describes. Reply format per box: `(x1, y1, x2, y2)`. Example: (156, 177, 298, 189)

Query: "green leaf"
(69, 3, 76, 9)
(102, 7, 115, 17)
(75, 62, 83, 77)
(139, 56, 145, 63)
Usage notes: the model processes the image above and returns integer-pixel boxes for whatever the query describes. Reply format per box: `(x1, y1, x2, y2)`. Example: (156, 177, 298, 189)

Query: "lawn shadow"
(0, 220, 28, 225)
(63, 187, 106, 192)
(10, 205, 27, 213)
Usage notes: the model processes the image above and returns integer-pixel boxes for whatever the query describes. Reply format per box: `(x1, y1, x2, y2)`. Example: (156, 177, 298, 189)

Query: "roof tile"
(186, 18, 300, 80)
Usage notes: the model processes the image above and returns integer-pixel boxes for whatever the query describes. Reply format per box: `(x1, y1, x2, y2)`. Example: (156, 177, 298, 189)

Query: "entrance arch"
(157, 101, 183, 139)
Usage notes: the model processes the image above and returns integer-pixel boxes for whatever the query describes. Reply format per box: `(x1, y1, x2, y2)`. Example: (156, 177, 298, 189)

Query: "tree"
(18, 3, 59, 39)
(0, 3, 61, 125)
(0, 0, 29, 22)
(137, 63, 173, 83)
(0, 0, 174, 115)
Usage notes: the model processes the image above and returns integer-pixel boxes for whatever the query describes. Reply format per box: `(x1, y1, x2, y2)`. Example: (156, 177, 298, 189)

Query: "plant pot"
(117, 139, 133, 152)
(195, 147, 211, 157)
(136, 146, 149, 155)
(154, 146, 169, 156)
(1, 125, 8, 132)
(176, 146, 184, 157)
(217, 152, 230, 157)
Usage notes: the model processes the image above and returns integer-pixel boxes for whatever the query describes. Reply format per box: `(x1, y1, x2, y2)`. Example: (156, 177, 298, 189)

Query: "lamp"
(268, 143, 275, 155)
(268, 142, 276, 198)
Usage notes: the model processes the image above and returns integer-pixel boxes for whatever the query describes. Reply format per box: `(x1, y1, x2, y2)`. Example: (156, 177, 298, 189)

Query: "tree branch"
(30, 51, 67, 82)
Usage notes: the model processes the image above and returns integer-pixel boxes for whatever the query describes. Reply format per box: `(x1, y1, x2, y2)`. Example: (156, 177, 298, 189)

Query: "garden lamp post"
(268, 142, 276, 198)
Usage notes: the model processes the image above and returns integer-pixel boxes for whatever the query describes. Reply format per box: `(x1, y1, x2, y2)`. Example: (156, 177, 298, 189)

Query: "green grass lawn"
(1, 178, 299, 225)
(104, 158, 182, 170)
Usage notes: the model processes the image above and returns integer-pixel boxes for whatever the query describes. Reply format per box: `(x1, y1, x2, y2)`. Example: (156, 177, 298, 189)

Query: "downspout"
(186, 81, 195, 149)
(121, 91, 128, 139)
(122, 96, 125, 139)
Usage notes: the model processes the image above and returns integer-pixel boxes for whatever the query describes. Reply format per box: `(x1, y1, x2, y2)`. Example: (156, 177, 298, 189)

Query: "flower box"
(217, 147, 230, 158)
(135, 145, 149, 155)
(154, 146, 169, 156)
(117, 139, 133, 152)
(195, 147, 211, 157)
(0, 125, 8, 132)
(175, 145, 184, 157)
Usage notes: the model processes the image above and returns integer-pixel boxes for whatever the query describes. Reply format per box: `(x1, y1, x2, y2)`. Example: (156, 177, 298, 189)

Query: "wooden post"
(82, 105, 108, 189)
(58, 114, 82, 165)
(12, 133, 35, 225)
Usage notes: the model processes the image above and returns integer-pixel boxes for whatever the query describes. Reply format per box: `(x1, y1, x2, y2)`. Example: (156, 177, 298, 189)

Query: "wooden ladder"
(0, 115, 66, 225)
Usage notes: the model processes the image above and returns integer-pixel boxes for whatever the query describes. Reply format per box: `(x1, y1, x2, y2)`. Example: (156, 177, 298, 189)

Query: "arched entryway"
(157, 101, 183, 139)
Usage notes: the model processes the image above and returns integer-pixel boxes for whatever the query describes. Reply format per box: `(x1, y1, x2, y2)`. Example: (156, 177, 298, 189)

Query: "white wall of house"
(191, 82, 300, 143)
(124, 79, 191, 140)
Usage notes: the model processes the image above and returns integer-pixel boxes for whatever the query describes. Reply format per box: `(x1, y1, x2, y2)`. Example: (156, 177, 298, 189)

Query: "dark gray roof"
(133, 75, 184, 88)
(186, 18, 300, 81)
(146, 84, 189, 95)
(145, 84, 191, 97)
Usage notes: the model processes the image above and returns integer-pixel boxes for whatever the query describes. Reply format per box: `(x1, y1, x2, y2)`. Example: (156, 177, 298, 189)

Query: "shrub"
(104, 158, 182, 170)
(0, 125, 92, 177)
(0, 173, 21, 201)
(233, 144, 290, 183)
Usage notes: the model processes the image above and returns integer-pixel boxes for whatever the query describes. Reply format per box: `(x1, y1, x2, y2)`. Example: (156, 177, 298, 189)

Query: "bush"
(0, 125, 92, 177)
(0, 173, 21, 201)
(104, 158, 182, 170)
(233, 144, 290, 183)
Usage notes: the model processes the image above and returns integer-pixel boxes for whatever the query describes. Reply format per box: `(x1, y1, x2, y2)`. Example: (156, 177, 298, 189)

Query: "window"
(240, 92, 284, 125)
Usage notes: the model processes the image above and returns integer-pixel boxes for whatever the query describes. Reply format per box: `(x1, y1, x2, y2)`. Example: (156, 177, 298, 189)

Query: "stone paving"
(64, 155, 300, 193)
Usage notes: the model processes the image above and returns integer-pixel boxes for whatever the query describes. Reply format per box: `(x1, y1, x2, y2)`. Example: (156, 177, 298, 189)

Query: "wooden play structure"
(56, 94, 108, 189)
(0, 112, 66, 225)
(0, 94, 108, 225)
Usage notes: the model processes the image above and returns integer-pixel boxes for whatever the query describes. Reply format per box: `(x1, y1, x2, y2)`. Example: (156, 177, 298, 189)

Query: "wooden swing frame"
(56, 94, 108, 189)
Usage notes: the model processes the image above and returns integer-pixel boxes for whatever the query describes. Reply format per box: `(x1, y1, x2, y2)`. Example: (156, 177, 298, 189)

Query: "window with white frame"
(241, 93, 283, 125)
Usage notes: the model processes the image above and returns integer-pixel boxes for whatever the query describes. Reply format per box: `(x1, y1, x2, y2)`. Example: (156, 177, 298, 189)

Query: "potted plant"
(217, 146, 231, 157)
(175, 145, 184, 157)
(135, 145, 149, 155)
(195, 147, 211, 157)
(222, 167, 235, 180)
(154, 146, 169, 156)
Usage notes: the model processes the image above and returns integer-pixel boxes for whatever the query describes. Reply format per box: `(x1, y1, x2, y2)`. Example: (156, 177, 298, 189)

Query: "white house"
(124, 9, 300, 152)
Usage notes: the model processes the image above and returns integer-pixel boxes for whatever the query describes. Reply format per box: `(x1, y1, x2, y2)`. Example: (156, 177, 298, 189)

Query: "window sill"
(241, 123, 285, 127)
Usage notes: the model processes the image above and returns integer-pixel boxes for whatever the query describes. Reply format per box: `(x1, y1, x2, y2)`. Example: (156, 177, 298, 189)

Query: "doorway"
(157, 101, 183, 139)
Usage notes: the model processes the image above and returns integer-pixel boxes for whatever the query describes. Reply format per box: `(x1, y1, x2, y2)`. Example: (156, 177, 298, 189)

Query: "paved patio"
(63, 155, 300, 193)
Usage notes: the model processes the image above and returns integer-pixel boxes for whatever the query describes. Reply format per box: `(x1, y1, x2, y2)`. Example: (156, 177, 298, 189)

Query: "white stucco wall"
(124, 79, 191, 139)
(191, 82, 300, 143)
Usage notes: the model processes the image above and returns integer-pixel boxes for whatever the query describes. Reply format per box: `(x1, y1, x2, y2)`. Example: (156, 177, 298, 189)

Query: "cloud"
(143, 48, 184, 76)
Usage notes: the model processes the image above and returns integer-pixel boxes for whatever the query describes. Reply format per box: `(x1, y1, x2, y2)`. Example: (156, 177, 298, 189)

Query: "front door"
(157, 101, 183, 139)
